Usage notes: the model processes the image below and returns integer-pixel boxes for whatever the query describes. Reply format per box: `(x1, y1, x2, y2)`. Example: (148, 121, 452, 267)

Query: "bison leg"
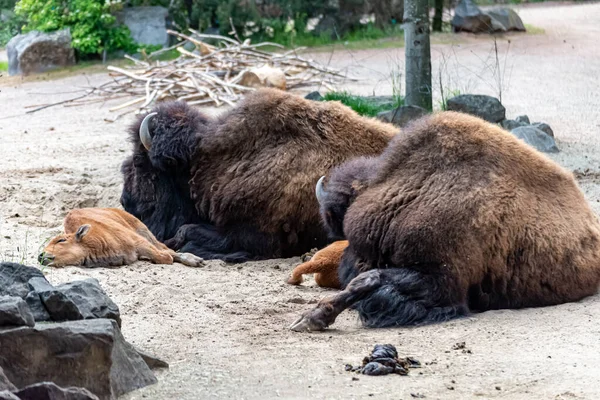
(164, 222, 269, 263)
(137, 244, 174, 265)
(171, 252, 206, 268)
(290, 268, 468, 332)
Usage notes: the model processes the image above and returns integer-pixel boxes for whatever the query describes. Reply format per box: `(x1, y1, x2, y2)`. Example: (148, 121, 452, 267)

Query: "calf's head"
(316, 157, 379, 240)
(120, 101, 208, 241)
(39, 224, 92, 267)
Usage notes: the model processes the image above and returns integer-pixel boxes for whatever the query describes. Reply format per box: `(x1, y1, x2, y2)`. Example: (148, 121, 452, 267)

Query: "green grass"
(524, 24, 545, 35)
(0, 61, 7, 72)
(323, 91, 404, 117)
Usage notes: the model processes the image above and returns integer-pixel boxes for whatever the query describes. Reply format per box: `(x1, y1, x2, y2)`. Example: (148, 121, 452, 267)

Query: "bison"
(290, 111, 600, 332)
(120, 88, 397, 263)
(39, 208, 204, 268)
(286, 240, 347, 289)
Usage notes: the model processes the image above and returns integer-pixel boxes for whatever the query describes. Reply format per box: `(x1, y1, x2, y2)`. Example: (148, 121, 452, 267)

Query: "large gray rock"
(55, 279, 121, 327)
(0, 296, 34, 328)
(486, 8, 526, 32)
(451, 0, 492, 33)
(134, 346, 169, 370)
(446, 94, 505, 123)
(0, 367, 15, 392)
(304, 91, 323, 101)
(6, 29, 75, 76)
(378, 105, 428, 128)
(28, 277, 83, 322)
(117, 7, 169, 47)
(511, 126, 559, 153)
(14, 382, 99, 400)
(0, 319, 157, 400)
(0, 262, 45, 299)
(452, 0, 526, 33)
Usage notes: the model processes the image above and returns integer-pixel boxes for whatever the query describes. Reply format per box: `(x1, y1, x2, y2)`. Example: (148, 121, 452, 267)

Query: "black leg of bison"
(290, 268, 468, 332)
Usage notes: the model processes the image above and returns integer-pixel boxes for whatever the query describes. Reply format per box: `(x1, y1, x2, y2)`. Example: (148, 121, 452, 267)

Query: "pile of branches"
(91, 28, 355, 120)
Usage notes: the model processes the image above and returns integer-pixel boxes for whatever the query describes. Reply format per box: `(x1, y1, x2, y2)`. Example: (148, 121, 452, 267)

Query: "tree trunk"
(403, 0, 432, 111)
(432, 0, 444, 32)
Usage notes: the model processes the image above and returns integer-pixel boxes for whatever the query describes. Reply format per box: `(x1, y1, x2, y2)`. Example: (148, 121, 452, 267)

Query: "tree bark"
(432, 0, 444, 32)
(403, 0, 432, 111)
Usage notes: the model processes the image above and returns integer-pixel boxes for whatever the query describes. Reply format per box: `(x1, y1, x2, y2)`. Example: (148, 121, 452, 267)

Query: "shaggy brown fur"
(121, 88, 398, 262)
(287, 240, 348, 289)
(291, 111, 600, 332)
(39, 208, 204, 268)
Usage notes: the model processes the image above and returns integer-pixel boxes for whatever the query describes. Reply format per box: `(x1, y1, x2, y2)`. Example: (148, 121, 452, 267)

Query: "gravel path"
(1, 3, 600, 399)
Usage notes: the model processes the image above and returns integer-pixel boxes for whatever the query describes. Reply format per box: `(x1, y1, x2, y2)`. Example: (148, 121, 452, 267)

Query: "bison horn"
(315, 175, 326, 205)
(139, 112, 157, 151)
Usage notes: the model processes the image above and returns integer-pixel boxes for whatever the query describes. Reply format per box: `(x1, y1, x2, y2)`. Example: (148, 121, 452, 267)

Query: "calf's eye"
(56, 239, 67, 244)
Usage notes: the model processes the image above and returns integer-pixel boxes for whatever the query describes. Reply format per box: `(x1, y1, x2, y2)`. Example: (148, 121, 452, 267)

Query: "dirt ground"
(2, 2, 600, 399)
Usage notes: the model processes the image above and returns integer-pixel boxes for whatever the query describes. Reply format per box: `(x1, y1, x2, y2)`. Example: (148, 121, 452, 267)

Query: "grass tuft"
(323, 91, 404, 117)
(0, 61, 7, 72)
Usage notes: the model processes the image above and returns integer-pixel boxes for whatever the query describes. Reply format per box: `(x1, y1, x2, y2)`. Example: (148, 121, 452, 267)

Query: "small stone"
(24, 291, 51, 322)
(55, 278, 121, 327)
(500, 119, 527, 131)
(495, 386, 502, 390)
(28, 277, 83, 321)
(531, 122, 554, 138)
(304, 91, 324, 101)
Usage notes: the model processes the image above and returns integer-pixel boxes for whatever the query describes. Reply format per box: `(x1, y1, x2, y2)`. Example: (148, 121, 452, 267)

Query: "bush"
(14, 0, 137, 57)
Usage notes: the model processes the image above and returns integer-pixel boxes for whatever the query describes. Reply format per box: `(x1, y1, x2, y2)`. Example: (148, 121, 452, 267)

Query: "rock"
(500, 119, 527, 131)
(55, 279, 121, 327)
(24, 291, 51, 322)
(532, 122, 554, 138)
(377, 105, 428, 127)
(7, 29, 75, 76)
(0, 262, 45, 299)
(446, 94, 505, 123)
(305, 91, 324, 101)
(0, 319, 157, 400)
(0, 296, 35, 328)
(0, 391, 19, 400)
(511, 126, 559, 153)
(117, 7, 169, 47)
(515, 115, 530, 124)
(28, 278, 83, 322)
(134, 347, 169, 369)
(451, 0, 525, 33)
(14, 382, 99, 400)
(451, 0, 492, 33)
(0, 366, 16, 392)
(486, 8, 526, 32)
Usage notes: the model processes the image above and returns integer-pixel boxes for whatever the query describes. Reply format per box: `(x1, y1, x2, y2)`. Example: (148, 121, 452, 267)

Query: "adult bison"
(290, 111, 600, 331)
(120, 88, 397, 262)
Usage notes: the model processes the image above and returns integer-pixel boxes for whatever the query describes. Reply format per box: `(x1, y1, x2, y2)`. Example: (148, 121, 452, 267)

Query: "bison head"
(316, 157, 379, 240)
(39, 224, 91, 267)
(120, 101, 208, 241)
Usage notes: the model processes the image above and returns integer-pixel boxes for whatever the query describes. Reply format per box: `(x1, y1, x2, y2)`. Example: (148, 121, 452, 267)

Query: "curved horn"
(139, 112, 157, 151)
(315, 175, 326, 205)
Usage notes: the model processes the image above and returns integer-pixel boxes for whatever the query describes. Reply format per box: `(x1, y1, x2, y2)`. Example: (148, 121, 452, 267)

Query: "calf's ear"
(75, 224, 91, 241)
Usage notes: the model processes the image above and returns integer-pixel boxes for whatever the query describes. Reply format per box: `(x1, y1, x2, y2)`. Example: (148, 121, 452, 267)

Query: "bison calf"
(286, 241, 347, 289)
(291, 112, 600, 332)
(39, 208, 204, 268)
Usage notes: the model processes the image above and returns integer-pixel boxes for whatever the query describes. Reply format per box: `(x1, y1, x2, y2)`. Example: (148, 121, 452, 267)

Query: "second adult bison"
(290, 111, 600, 331)
(120, 88, 397, 262)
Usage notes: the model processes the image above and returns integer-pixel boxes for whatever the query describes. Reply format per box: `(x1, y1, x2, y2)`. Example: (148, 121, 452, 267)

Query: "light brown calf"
(286, 241, 348, 289)
(39, 208, 204, 268)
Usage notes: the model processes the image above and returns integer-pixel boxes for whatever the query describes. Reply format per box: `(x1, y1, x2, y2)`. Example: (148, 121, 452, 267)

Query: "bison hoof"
(176, 252, 206, 268)
(289, 308, 330, 332)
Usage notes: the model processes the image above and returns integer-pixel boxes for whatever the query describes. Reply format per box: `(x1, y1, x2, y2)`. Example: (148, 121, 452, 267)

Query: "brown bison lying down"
(120, 88, 397, 263)
(290, 111, 600, 331)
(286, 240, 347, 289)
(39, 208, 204, 268)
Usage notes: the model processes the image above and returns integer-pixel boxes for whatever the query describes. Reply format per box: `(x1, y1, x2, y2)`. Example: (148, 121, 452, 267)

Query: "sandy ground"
(2, 2, 600, 399)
